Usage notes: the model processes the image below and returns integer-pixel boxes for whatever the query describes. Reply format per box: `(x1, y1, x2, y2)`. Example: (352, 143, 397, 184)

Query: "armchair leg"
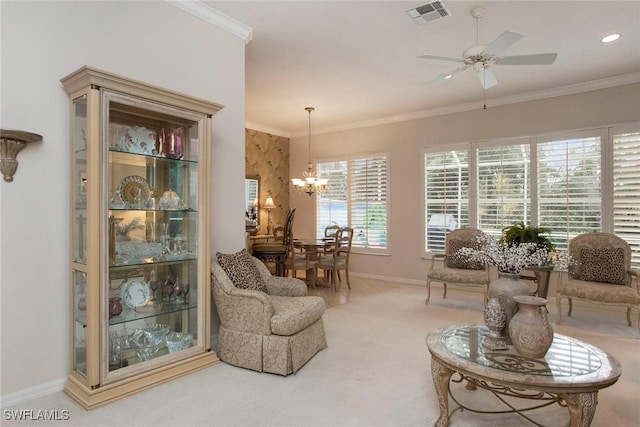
(345, 268, 351, 289)
(568, 298, 573, 317)
(556, 295, 562, 325)
(426, 278, 432, 304)
(443, 283, 448, 299)
(627, 308, 632, 327)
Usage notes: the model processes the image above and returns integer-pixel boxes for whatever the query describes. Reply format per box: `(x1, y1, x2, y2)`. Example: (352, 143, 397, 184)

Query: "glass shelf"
(109, 254, 198, 269)
(108, 148, 198, 164)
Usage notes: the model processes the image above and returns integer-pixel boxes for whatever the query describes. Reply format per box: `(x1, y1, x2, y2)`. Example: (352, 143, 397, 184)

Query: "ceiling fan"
(419, 7, 557, 89)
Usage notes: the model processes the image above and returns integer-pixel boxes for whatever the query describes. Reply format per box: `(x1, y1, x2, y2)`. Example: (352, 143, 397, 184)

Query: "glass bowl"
(129, 324, 170, 361)
(166, 332, 193, 353)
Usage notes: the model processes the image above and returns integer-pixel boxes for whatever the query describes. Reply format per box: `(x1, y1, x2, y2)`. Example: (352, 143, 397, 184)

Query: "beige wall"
(1, 1, 246, 401)
(289, 83, 640, 286)
(245, 129, 290, 232)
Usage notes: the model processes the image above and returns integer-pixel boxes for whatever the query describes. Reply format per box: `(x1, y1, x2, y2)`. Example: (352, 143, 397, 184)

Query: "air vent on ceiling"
(406, 1, 451, 25)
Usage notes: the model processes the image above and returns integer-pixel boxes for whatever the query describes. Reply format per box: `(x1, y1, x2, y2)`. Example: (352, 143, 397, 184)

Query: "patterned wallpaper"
(245, 129, 290, 234)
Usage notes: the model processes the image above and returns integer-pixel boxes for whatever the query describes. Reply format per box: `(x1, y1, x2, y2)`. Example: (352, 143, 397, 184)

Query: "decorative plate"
(119, 126, 156, 155)
(120, 279, 151, 309)
(118, 175, 150, 205)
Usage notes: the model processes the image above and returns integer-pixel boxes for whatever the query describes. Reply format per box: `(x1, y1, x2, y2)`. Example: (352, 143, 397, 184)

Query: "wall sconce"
(1, 129, 42, 182)
(264, 196, 276, 235)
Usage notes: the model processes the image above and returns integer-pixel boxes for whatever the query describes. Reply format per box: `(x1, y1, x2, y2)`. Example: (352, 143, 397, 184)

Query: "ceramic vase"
(108, 297, 122, 318)
(509, 295, 554, 359)
(488, 272, 530, 344)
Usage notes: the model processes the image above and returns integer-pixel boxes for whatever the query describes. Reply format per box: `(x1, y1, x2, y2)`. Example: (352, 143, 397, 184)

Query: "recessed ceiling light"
(602, 33, 621, 43)
(443, 74, 453, 80)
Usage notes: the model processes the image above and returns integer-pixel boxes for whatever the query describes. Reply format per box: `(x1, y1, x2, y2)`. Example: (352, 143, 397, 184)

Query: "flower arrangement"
(547, 249, 574, 271)
(245, 206, 258, 225)
(457, 233, 550, 275)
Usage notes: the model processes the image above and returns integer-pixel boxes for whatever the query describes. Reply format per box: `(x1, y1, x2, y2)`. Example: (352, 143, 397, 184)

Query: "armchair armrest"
(265, 276, 308, 297)
(629, 269, 640, 293)
(217, 286, 274, 335)
(211, 262, 274, 335)
(429, 253, 446, 272)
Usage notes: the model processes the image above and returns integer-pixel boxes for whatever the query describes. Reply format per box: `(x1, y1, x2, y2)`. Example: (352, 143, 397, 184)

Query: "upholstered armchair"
(212, 253, 327, 375)
(426, 228, 490, 305)
(556, 232, 640, 333)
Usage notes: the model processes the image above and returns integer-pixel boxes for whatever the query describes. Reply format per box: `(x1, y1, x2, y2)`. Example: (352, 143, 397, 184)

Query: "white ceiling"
(207, 1, 640, 137)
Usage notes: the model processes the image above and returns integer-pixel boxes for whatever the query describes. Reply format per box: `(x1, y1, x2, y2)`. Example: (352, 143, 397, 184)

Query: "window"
(422, 124, 640, 265)
(423, 148, 469, 251)
(317, 153, 389, 253)
(477, 143, 530, 238)
(537, 132, 601, 249)
(613, 129, 640, 264)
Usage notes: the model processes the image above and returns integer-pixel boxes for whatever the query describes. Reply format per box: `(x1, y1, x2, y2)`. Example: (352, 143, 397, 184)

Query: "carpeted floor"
(3, 279, 639, 426)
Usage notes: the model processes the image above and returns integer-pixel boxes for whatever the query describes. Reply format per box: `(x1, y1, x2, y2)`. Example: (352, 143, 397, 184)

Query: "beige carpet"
(3, 280, 639, 426)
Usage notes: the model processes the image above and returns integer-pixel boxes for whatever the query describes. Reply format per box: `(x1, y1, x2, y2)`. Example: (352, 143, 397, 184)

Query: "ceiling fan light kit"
(419, 6, 558, 90)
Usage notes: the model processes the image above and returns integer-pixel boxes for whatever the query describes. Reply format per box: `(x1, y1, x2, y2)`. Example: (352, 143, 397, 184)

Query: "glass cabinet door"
(103, 92, 202, 377)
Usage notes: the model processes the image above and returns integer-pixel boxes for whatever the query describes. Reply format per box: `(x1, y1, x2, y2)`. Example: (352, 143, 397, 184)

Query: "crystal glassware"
(165, 332, 193, 353)
(129, 324, 170, 361)
(180, 282, 189, 305)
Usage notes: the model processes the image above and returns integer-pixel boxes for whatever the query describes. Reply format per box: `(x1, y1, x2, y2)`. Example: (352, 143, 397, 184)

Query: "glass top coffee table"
(426, 325, 622, 427)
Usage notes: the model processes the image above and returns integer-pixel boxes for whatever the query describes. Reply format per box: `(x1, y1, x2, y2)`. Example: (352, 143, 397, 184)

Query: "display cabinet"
(61, 66, 222, 409)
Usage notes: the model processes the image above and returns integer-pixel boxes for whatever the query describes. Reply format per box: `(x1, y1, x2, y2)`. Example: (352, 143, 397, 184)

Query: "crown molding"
(165, 0, 252, 44)
(285, 72, 640, 137)
(245, 122, 292, 139)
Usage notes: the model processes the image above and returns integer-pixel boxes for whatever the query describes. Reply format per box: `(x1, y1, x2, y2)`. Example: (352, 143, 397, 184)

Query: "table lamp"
(264, 196, 275, 235)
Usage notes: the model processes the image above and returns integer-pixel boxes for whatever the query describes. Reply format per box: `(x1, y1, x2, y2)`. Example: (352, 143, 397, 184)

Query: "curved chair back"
(283, 208, 296, 247)
(444, 228, 486, 270)
(567, 232, 631, 286)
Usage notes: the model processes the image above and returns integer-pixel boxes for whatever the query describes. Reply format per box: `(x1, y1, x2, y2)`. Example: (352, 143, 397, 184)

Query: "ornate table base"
(431, 360, 598, 427)
(426, 325, 620, 427)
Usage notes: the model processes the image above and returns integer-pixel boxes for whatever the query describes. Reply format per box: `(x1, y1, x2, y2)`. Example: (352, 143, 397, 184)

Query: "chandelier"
(291, 107, 328, 196)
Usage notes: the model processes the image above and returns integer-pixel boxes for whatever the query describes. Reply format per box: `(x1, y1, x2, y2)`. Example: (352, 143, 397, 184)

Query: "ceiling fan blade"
(425, 66, 468, 84)
(497, 53, 558, 65)
(483, 31, 524, 56)
(419, 54, 466, 63)
(476, 67, 497, 89)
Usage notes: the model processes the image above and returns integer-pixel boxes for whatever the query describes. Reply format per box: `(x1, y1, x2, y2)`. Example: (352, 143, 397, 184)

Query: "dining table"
(292, 238, 334, 286)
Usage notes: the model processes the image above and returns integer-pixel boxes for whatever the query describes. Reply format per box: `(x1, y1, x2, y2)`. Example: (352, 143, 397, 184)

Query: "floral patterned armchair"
(212, 253, 327, 375)
(556, 232, 640, 333)
(426, 228, 490, 305)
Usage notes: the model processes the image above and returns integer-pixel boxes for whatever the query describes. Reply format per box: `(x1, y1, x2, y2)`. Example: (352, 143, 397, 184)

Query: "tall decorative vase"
(509, 295, 554, 359)
(488, 272, 530, 344)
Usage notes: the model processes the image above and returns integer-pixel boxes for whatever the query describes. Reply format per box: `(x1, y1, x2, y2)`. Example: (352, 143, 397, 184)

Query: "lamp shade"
(264, 196, 275, 209)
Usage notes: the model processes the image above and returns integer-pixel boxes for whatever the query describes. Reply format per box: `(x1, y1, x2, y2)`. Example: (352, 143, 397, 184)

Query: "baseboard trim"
(350, 271, 425, 286)
(1, 377, 66, 409)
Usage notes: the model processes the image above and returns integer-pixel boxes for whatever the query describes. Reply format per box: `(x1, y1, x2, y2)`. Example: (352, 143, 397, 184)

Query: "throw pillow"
(579, 247, 626, 285)
(216, 249, 268, 293)
(446, 239, 483, 270)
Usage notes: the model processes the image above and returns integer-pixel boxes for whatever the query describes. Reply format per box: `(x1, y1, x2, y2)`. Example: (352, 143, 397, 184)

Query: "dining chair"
(321, 224, 341, 255)
(318, 227, 354, 291)
(285, 238, 318, 288)
(252, 208, 295, 276)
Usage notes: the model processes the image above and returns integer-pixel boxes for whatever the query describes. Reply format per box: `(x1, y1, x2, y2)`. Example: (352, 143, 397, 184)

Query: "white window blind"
(317, 154, 389, 251)
(537, 135, 601, 249)
(613, 131, 640, 264)
(317, 160, 348, 230)
(424, 149, 469, 251)
(477, 144, 530, 238)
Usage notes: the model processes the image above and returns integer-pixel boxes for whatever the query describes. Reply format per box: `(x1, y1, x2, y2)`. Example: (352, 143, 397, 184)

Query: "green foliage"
(501, 221, 555, 252)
